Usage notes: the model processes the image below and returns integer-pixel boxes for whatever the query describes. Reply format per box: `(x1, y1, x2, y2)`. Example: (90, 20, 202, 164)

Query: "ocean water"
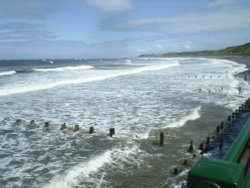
(0, 57, 249, 188)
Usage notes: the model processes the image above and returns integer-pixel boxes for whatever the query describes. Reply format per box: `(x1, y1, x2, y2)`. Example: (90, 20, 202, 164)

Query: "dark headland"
(139, 42, 250, 67)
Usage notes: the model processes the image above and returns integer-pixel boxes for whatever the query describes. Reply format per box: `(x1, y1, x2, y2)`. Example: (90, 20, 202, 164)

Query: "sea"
(0, 57, 249, 188)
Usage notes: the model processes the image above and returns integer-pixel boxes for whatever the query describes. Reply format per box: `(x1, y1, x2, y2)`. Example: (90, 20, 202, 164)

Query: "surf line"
(0, 62, 179, 96)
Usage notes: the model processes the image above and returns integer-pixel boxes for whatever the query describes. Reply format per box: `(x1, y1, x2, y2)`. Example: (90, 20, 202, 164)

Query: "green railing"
(187, 117, 250, 188)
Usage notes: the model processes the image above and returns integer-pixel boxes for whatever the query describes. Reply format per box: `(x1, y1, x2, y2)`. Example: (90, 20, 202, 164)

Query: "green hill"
(140, 43, 250, 57)
(218, 43, 250, 56)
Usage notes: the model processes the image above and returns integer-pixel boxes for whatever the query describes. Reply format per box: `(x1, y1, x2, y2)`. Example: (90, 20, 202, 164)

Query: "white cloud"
(84, 0, 133, 13)
(104, 8, 250, 34)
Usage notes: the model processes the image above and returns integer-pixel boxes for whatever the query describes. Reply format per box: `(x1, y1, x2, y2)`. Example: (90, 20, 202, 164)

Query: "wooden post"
(219, 139, 223, 150)
(160, 132, 164, 146)
(220, 121, 224, 129)
(206, 137, 210, 145)
(188, 140, 194, 152)
(89, 126, 94, 134)
(216, 126, 220, 134)
(199, 143, 204, 150)
(173, 167, 178, 175)
(109, 128, 115, 137)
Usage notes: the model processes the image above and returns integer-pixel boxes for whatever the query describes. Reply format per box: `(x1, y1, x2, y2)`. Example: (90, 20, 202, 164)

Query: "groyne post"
(160, 132, 164, 146)
(188, 140, 194, 152)
(220, 121, 224, 129)
(109, 128, 115, 137)
(206, 137, 210, 145)
(89, 126, 95, 134)
(219, 139, 224, 150)
(216, 126, 220, 134)
(199, 143, 204, 150)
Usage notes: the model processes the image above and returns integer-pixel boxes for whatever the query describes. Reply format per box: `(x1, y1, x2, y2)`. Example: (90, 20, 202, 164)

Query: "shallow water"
(0, 57, 249, 187)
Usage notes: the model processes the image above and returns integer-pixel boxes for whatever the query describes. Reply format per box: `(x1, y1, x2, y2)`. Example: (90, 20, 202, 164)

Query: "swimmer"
(29, 120, 35, 126)
(60, 123, 67, 130)
(15, 119, 22, 123)
(73, 124, 80, 132)
(28, 120, 36, 127)
(44, 121, 50, 128)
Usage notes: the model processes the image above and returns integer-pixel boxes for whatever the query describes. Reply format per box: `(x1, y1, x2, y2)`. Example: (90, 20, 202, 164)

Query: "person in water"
(15, 119, 22, 123)
(73, 124, 80, 132)
(29, 120, 35, 126)
(44, 121, 50, 128)
(60, 123, 67, 130)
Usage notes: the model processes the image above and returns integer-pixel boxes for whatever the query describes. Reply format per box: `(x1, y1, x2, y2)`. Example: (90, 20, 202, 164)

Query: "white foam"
(0, 70, 16, 76)
(33, 65, 93, 72)
(166, 107, 201, 128)
(0, 62, 179, 96)
(125, 59, 133, 64)
(45, 150, 112, 188)
(45, 144, 145, 188)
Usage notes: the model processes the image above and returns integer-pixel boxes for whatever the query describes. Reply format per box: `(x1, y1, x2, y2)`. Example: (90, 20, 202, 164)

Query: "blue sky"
(0, 0, 250, 59)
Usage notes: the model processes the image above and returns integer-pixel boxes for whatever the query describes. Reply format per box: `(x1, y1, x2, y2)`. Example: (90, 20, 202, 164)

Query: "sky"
(0, 0, 250, 59)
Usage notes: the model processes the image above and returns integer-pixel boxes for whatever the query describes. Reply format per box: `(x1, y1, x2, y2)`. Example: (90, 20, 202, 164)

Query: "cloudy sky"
(0, 0, 250, 59)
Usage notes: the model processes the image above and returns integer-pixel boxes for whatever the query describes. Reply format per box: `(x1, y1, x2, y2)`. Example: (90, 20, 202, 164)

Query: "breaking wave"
(0, 62, 179, 96)
(166, 106, 201, 128)
(0, 71, 16, 76)
(33, 65, 93, 72)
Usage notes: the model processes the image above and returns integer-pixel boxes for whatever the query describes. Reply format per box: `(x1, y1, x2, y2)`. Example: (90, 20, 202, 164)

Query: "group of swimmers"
(15, 119, 81, 132)
(15, 119, 117, 137)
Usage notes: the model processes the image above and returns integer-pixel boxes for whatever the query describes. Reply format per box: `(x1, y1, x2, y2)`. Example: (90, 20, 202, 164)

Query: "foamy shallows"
(0, 57, 249, 187)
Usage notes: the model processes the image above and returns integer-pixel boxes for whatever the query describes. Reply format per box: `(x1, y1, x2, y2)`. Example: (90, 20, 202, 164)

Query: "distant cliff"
(139, 43, 250, 57)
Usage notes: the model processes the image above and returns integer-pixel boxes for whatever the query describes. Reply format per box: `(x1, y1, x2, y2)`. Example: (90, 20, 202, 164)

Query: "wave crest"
(0, 71, 16, 76)
(33, 65, 93, 72)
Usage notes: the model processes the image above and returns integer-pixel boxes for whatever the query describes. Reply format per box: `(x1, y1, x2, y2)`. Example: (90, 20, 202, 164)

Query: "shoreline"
(213, 56, 250, 67)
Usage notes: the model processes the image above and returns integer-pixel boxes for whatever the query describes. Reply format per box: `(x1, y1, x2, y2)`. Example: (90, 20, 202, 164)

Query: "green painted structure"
(187, 116, 250, 188)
